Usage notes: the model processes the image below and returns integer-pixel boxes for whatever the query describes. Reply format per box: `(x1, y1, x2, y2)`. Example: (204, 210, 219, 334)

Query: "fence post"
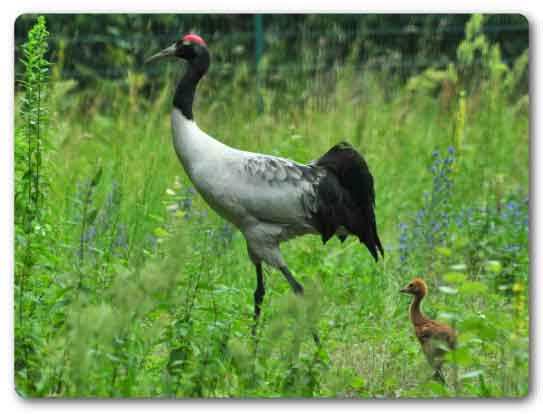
(254, 14, 264, 113)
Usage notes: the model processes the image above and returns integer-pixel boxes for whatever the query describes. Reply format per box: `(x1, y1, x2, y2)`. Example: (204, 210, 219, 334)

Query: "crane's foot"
(251, 320, 258, 338)
(252, 302, 262, 337)
(278, 266, 322, 347)
(251, 303, 263, 355)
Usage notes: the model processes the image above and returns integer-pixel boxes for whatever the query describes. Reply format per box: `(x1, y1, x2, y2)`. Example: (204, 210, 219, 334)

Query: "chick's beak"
(399, 287, 409, 293)
(145, 43, 177, 64)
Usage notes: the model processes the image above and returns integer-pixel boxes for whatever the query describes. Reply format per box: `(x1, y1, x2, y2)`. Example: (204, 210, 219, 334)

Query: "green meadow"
(14, 15, 529, 397)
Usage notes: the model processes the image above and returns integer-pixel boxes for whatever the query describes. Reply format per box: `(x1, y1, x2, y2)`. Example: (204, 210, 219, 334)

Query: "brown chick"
(400, 277, 457, 383)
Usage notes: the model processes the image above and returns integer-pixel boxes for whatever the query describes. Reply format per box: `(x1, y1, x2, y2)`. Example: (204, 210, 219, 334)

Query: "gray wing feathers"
(236, 155, 322, 224)
(243, 156, 310, 186)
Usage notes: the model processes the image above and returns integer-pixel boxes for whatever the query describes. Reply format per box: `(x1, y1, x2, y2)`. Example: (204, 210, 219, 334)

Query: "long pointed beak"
(145, 43, 177, 64)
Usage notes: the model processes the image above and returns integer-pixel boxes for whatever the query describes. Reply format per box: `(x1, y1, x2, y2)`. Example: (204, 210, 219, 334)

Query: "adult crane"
(146, 33, 384, 340)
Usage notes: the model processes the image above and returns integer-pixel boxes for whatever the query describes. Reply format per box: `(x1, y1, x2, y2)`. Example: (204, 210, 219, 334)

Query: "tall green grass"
(14, 15, 529, 397)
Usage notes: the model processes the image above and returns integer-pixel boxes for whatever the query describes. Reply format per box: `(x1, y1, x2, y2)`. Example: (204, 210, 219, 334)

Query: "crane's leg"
(279, 265, 304, 294)
(252, 262, 265, 337)
(279, 266, 321, 346)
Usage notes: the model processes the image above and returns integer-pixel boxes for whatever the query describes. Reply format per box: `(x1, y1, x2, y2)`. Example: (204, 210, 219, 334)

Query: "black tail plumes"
(312, 142, 384, 261)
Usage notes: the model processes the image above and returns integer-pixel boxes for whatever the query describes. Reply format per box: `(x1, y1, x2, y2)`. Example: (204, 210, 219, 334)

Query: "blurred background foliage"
(15, 14, 528, 89)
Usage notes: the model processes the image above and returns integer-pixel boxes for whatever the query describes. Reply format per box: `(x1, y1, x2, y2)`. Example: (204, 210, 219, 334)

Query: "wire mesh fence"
(14, 14, 529, 86)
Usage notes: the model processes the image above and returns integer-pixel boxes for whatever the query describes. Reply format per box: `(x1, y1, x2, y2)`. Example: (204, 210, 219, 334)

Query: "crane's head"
(145, 33, 208, 64)
(400, 277, 428, 297)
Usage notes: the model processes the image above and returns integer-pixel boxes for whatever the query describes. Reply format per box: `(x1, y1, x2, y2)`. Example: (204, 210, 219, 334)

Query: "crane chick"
(400, 278, 457, 383)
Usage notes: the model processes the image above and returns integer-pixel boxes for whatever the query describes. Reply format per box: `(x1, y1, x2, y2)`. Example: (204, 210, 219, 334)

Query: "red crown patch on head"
(183, 33, 207, 46)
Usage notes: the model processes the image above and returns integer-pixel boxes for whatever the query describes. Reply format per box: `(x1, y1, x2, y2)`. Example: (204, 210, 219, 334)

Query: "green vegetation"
(14, 15, 529, 398)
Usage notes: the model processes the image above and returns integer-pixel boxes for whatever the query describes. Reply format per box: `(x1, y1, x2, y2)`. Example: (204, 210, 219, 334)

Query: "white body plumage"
(172, 107, 320, 267)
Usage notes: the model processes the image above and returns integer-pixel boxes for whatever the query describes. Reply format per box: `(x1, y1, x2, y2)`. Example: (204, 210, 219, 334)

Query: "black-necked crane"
(146, 33, 384, 341)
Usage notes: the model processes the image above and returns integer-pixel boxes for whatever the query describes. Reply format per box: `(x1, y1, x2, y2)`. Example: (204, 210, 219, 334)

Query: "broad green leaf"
(484, 260, 502, 273)
(437, 311, 458, 321)
(450, 347, 473, 366)
(153, 227, 169, 238)
(427, 381, 448, 395)
(460, 370, 484, 380)
(350, 376, 365, 389)
(435, 246, 452, 257)
(459, 317, 497, 340)
(438, 285, 458, 295)
(453, 235, 470, 249)
(460, 281, 488, 295)
(443, 272, 467, 284)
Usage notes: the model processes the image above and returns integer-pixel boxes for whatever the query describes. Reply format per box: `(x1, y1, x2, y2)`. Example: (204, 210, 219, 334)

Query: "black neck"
(173, 52, 210, 120)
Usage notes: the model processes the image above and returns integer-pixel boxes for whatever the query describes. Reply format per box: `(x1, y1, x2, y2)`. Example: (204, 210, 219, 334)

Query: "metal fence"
(14, 14, 529, 84)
